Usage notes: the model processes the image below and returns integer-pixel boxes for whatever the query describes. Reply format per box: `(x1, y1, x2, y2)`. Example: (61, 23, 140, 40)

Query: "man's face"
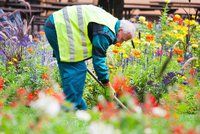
(117, 29, 132, 43)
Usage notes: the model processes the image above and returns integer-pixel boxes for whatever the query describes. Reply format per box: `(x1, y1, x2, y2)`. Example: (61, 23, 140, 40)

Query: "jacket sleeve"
(92, 34, 111, 84)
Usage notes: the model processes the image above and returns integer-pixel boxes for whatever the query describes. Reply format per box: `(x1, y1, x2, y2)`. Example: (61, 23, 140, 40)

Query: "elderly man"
(44, 5, 136, 110)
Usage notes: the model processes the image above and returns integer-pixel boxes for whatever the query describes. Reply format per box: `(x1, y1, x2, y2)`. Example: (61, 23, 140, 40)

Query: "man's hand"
(103, 82, 116, 99)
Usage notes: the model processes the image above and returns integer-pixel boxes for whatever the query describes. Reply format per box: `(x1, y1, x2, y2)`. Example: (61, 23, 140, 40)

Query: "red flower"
(97, 103, 104, 111)
(52, 92, 65, 104)
(143, 94, 158, 113)
(149, 95, 158, 107)
(10, 101, 18, 108)
(27, 93, 34, 101)
(101, 102, 119, 120)
(172, 125, 184, 134)
(189, 68, 196, 76)
(0, 77, 5, 91)
(112, 75, 133, 96)
(17, 88, 27, 96)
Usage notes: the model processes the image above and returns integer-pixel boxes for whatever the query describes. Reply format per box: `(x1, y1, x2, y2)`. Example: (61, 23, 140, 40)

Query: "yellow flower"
(192, 44, 198, 49)
(108, 64, 114, 69)
(182, 76, 187, 80)
(139, 16, 146, 23)
(8, 61, 13, 65)
(12, 58, 18, 62)
(184, 19, 189, 25)
(123, 54, 129, 59)
(191, 15, 196, 19)
(190, 20, 198, 26)
(166, 41, 170, 46)
(165, 0, 171, 3)
(143, 21, 148, 25)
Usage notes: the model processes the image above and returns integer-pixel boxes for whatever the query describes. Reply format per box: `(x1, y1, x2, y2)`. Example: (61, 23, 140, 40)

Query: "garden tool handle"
(113, 96, 129, 111)
(87, 69, 130, 111)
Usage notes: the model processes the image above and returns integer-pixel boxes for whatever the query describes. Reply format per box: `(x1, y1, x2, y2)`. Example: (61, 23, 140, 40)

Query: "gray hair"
(119, 20, 137, 38)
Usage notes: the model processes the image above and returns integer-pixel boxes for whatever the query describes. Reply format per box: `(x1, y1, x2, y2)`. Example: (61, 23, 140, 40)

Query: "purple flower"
(156, 49, 163, 56)
(162, 72, 176, 85)
(18, 34, 32, 47)
(0, 50, 4, 55)
(0, 34, 4, 42)
(163, 78, 171, 85)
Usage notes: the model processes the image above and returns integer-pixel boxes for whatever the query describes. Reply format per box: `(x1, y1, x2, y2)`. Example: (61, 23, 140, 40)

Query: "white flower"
(30, 92, 61, 118)
(152, 107, 167, 117)
(88, 121, 121, 134)
(144, 127, 152, 134)
(76, 110, 91, 122)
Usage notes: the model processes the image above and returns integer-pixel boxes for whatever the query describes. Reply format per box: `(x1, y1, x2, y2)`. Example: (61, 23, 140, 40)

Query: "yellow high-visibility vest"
(53, 5, 118, 62)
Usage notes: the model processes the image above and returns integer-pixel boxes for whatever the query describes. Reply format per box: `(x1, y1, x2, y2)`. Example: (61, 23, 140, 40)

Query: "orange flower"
(27, 47, 33, 54)
(0, 77, 5, 91)
(146, 34, 154, 42)
(115, 42, 122, 47)
(173, 15, 182, 22)
(39, 31, 45, 36)
(131, 49, 141, 58)
(112, 49, 119, 54)
(0, 101, 3, 108)
(195, 91, 200, 101)
(33, 37, 39, 42)
(173, 48, 184, 55)
(41, 73, 49, 80)
(45, 88, 54, 95)
(177, 57, 184, 63)
(147, 22, 153, 29)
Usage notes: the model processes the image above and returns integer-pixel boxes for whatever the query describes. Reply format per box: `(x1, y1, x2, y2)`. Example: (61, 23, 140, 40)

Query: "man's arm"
(92, 34, 110, 84)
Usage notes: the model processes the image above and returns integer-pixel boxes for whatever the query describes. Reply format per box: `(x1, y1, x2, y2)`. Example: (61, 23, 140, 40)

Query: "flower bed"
(0, 3, 200, 134)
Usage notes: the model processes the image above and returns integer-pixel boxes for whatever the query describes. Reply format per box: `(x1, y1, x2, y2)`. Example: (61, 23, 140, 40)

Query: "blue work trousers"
(44, 16, 87, 110)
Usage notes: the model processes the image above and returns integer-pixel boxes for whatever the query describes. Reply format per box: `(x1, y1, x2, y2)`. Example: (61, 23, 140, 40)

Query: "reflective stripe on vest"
(53, 5, 118, 62)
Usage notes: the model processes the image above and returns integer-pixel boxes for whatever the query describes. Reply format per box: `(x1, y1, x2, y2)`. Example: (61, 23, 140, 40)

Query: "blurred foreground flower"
(76, 110, 91, 122)
(30, 92, 61, 118)
(152, 107, 168, 118)
(112, 75, 133, 96)
(88, 121, 121, 134)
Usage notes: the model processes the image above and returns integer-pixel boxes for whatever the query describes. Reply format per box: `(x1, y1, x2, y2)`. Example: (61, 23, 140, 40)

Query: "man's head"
(116, 20, 136, 43)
